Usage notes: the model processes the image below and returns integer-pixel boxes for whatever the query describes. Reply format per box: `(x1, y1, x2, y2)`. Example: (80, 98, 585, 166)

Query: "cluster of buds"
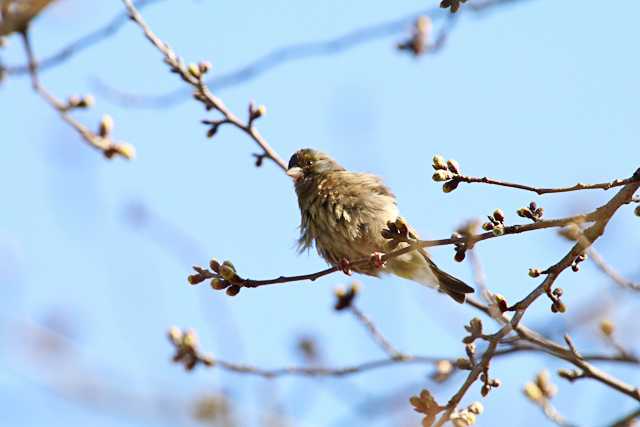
(409, 389, 444, 427)
(381, 217, 414, 249)
(440, 0, 467, 13)
(188, 259, 244, 296)
(450, 402, 484, 427)
(571, 253, 587, 272)
(523, 370, 558, 403)
(97, 115, 135, 160)
(546, 286, 566, 313)
(397, 16, 431, 57)
(517, 201, 544, 222)
(248, 101, 267, 126)
(64, 94, 94, 112)
(432, 154, 462, 193)
(480, 366, 502, 397)
(462, 318, 484, 344)
(482, 209, 506, 236)
(167, 327, 212, 371)
(186, 60, 212, 81)
(450, 220, 479, 262)
(334, 282, 359, 311)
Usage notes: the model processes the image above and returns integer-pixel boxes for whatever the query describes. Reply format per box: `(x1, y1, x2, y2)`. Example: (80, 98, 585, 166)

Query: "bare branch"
(120, 0, 287, 170)
(19, 29, 133, 159)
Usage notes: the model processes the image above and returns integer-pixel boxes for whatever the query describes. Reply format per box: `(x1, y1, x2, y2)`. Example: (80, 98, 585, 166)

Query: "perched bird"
(287, 148, 474, 303)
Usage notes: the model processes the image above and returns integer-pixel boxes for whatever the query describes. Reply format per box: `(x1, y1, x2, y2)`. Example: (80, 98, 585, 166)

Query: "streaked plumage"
(287, 148, 474, 303)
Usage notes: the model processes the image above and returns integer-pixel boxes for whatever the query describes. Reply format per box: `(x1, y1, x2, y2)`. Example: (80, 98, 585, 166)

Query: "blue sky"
(1, 0, 639, 426)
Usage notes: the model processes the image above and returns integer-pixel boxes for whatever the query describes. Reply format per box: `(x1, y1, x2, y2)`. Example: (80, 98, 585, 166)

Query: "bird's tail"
(420, 251, 474, 304)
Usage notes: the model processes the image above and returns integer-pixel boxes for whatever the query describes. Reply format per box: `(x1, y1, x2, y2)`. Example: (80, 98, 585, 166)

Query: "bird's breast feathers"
(296, 171, 398, 269)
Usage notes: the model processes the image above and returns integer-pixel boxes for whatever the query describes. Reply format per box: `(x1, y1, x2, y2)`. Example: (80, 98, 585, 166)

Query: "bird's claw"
(370, 252, 386, 269)
(339, 258, 352, 275)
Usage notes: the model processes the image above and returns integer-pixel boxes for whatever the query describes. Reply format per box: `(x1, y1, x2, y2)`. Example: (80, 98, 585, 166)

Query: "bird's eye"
(306, 160, 314, 167)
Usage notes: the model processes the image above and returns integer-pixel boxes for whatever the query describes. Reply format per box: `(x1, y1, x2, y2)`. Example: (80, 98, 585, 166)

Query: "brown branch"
(19, 29, 133, 160)
(190, 205, 614, 293)
(120, 0, 287, 171)
(508, 173, 640, 321)
(608, 407, 640, 427)
(451, 173, 639, 195)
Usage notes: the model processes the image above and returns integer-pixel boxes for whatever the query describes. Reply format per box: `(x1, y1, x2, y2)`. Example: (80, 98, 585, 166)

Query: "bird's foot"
(370, 252, 386, 269)
(339, 258, 352, 275)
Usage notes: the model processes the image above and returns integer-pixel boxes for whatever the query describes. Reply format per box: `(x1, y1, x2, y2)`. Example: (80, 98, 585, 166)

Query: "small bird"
(287, 148, 474, 303)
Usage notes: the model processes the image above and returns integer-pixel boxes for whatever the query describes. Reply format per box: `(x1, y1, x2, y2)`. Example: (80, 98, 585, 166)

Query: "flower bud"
(183, 329, 198, 348)
(226, 285, 241, 296)
(187, 63, 201, 79)
(635, 205, 640, 217)
(443, 179, 460, 193)
(99, 114, 114, 137)
(432, 154, 447, 170)
(167, 326, 182, 344)
(523, 382, 543, 402)
(447, 159, 461, 175)
(220, 264, 235, 281)
(209, 258, 221, 272)
(188, 274, 205, 285)
(528, 268, 541, 278)
(492, 209, 505, 223)
(199, 61, 212, 74)
(468, 402, 483, 415)
(432, 170, 451, 182)
(210, 278, 228, 290)
(599, 319, 615, 336)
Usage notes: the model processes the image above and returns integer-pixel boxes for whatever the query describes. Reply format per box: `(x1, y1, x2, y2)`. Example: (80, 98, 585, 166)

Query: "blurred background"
(1, 0, 639, 425)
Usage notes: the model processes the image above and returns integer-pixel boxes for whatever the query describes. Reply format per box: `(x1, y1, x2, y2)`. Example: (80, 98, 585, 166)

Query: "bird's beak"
(286, 167, 303, 182)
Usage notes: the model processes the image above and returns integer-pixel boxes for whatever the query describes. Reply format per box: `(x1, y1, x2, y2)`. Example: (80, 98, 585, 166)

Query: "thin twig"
(452, 173, 639, 195)
(19, 29, 133, 159)
(121, 0, 286, 170)
(349, 305, 403, 358)
(588, 248, 640, 291)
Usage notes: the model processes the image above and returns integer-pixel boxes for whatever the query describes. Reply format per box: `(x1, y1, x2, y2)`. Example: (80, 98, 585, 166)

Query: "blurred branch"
(101, 0, 532, 108)
(348, 303, 403, 358)
(588, 248, 640, 291)
(19, 28, 133, 159)
(3, 0, 164, 75)
(608, 408, 640, 427)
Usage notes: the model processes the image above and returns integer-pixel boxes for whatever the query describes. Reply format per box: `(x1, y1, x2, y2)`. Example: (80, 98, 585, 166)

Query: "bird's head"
(286, 148, 344, 182)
